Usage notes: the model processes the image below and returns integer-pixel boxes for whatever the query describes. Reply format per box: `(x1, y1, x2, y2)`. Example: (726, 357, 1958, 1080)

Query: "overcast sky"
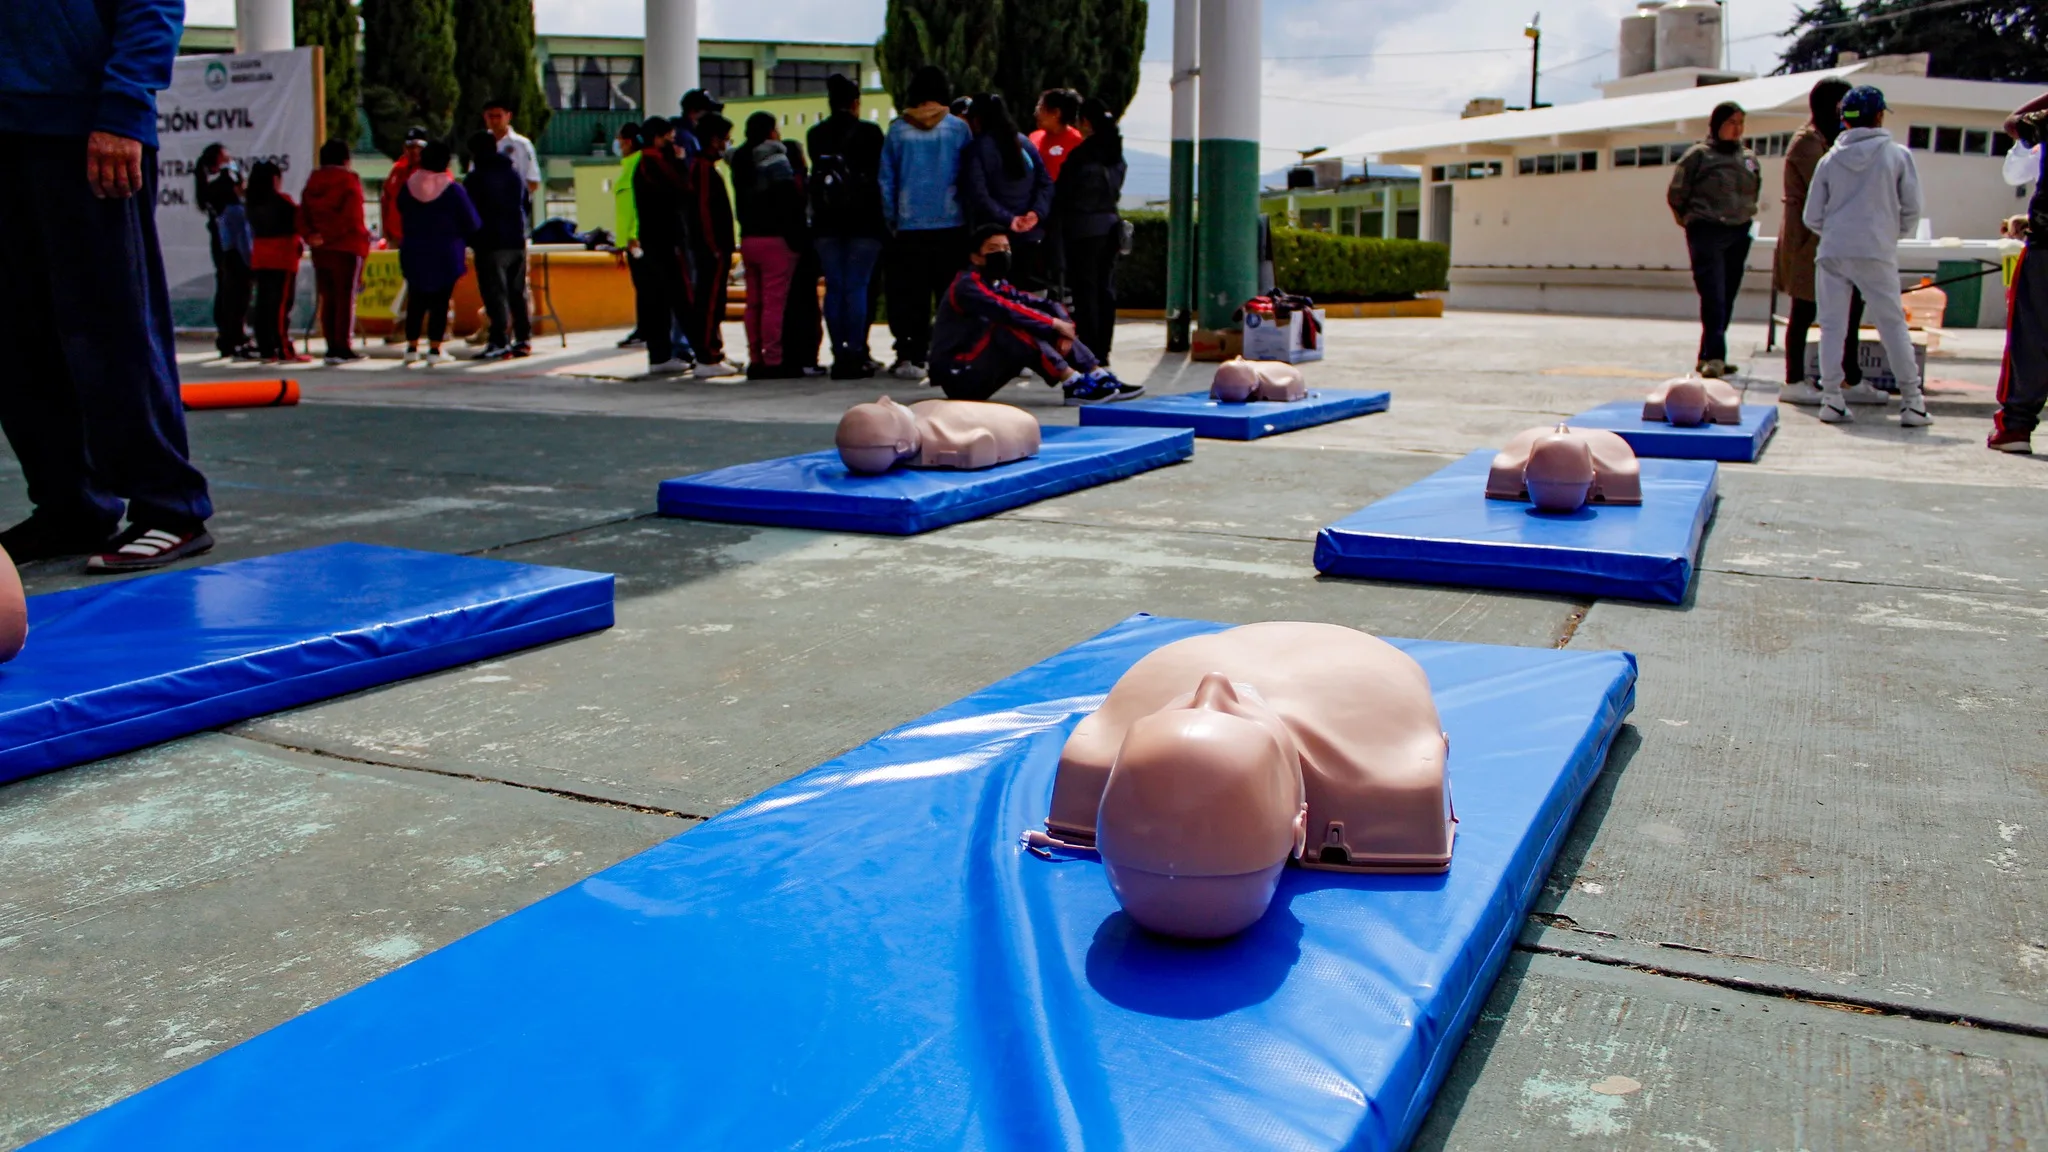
(187, 0, 1808, 158)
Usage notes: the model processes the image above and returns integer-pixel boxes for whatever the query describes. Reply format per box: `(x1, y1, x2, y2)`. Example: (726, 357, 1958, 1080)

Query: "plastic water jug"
(1903, 279, 1946, 330)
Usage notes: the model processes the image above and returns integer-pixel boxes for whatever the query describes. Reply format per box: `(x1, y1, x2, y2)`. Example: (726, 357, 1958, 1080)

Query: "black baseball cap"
(681, 88, 724, 114)
(404, 126, 430, 143)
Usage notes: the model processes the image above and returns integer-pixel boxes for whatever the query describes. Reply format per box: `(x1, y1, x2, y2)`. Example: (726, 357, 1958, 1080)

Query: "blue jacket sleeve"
(959, 138, 1002, 226)
(948, 272, 1061, 339)
(1026, 139, 1053, 223)
(220, 204, 253, 263)
(97, 0, 183, 144)
(878, 125, 901, 232)
(454, 185, 483, 236)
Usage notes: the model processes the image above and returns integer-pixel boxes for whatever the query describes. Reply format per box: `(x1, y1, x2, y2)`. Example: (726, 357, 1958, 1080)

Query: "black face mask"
(982, 251, 1012, 279)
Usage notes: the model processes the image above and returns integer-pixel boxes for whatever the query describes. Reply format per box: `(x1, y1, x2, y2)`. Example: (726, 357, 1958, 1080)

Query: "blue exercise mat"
(1077, 388, 1391, 440)
(0, 544, 612, 784)
(1565, 400, 1778, 462)
(1315, 449, 1718, 604)
(34, 613, 1636, 1152)
(657, 426, 1193, 534)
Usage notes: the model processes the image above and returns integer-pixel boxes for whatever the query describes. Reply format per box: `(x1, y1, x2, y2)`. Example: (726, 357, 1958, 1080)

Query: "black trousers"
(474, 246, 532, 348)
(1063, 229, 1121, 366)
(886, 227, 966, 363)
(1994, 244, 2048, 438)
(405, 287, 452, 345)
(1785, 292, 1864, 386)
(252, 267, 296, 359)
(211, 235, 251, 355)
(637, 246, 695, 365)
(1686, 220, 1752, 364)
(685, 248, 728, 362)
(933, 320, 1098, 401)
(0, 133, 212, 532)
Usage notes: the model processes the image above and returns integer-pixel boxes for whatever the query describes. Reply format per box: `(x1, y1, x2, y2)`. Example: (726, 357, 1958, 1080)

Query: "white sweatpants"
(1817, 254, 1922, 405)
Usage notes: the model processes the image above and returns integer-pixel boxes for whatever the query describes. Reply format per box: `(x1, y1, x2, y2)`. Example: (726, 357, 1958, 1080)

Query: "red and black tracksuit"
(246, 192, 303, 360)
(632, 147, 699, 366)
(1992, 245, 2047, 442)
(297, 166, 371, 357)
(688, 153, 735, 364)
(929, 268, 1098, 401)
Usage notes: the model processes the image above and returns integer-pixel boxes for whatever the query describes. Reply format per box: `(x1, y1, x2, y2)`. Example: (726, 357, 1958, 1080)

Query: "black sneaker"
(0, 513, 117, 564)
(476, 345, 515, 362)
(617, 331, 645, 348)
(511, 342, 533, 358)
(85, 524, 215, 574)
(1063, 372, 1145, 406)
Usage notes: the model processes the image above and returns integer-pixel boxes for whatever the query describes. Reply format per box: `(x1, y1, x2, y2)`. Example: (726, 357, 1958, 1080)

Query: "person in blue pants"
(0, 0, 215, 573)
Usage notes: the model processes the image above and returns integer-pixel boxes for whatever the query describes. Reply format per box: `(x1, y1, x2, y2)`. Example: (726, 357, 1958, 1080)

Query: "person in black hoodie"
(958, 93, 1053, 292)
(807, 73, 887, 378)
(630, 116, 698, 375)
(730, 111, 810, 378)
(195, 143, 255, 359)
(465, 130, 532, 359)
(1055, 98, 1129, 365)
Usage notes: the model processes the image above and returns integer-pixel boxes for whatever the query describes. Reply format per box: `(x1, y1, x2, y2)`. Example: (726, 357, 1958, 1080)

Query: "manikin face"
(484, 107, 512, 136)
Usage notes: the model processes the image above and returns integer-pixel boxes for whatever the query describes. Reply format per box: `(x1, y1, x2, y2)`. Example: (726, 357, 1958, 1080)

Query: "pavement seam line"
(460, 512, 658, 557)
(1702, 565, 2039, 595)
(1517, 936, 2048, 1040)
(1551, 599, 1595, 648)
(231, 732, 706, 821)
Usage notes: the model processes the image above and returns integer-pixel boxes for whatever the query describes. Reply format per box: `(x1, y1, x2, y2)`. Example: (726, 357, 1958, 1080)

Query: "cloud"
(186, 0, 1802, 158)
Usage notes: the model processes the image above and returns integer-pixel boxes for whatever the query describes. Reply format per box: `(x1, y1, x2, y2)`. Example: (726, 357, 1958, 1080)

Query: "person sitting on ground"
(928, 224, 1142, 406)
(464, 129, 533, 360)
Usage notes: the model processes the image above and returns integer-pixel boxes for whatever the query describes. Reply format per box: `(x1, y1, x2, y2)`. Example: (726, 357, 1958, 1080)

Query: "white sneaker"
(647, 358, 692, 376)
(887, 359, 927, 381)
(420, 350, 444, 366)
(402, 347, 422, 365)
(1818, 400, 1853, 423)
(1843, 382, 1890, 405)
(323, 354, 346, 366)
(1899, 405, 1932, 427)
(1780, 381, 1825, 405)
(693, 359, 742, 378)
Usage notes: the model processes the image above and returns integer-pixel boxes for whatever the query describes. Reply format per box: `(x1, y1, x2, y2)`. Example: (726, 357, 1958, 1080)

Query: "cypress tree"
(296, 0, 361, 148)
(360, 0, 458, 157)
(1086, 0, 1147, 116)
(984, 0, 1148, 119)
(452, 0, 552, 156)
(878, 0, 1003, 110)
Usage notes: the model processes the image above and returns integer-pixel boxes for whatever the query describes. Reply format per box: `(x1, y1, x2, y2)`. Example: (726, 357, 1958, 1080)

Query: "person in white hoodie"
(1801, 85, 1929, 427)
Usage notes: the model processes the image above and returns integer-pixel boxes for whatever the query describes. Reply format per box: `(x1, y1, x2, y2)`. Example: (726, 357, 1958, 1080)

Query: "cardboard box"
(1191, 327, 1244, 362)
(1802, 336, 1928, 390)
(1242, 306, 1327, 364)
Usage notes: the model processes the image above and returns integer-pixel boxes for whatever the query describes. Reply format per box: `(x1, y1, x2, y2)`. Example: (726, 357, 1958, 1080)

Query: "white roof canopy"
(1329, 66, 2037, 162)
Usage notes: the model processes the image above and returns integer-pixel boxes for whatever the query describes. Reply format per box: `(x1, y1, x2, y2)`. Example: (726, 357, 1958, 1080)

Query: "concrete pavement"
(2, 312, 2042, 1149)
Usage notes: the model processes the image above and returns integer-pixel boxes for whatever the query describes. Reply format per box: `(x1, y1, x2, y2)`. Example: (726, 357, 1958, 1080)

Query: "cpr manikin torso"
(1486, 424, 1643, 512)
(0, 544, 23, 663)
(1210, 357, 1308, 404)
(1643, 374, 1741, 426)
(1043, 622, 1452, 938)
(835, 396, 1041, 474)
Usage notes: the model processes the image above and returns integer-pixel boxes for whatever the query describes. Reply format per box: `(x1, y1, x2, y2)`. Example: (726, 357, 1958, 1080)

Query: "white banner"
(155, 47, 320, 324)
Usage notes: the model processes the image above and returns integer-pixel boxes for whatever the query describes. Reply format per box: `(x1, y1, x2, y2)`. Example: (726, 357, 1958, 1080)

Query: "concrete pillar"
(644, 0, 700, 119)
(234, 0, 293, 54)
(1195, 0, 1259, 331)
(1164, 0, 1198, 351)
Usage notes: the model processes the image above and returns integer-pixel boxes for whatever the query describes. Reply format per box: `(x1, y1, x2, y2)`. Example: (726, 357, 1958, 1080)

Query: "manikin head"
(1210, 357, 1307, 404)
(1524, 424, 1598, 512)
(835, 396, 921, 473)
(0, 544, 22, 663)
(1095, 673, 1308, 939)
(1662, 377, 1710, 426)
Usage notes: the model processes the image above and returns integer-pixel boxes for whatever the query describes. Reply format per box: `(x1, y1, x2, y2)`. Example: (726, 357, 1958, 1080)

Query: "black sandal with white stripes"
(85, 524, 215, 573)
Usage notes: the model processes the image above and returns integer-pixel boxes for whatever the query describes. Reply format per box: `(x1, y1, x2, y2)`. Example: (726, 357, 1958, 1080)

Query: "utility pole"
(1195, 0, 1260, 334)
(1524, 12, 1542, 110)
(235, 0, 293, 52)
(1166, 0, 1198, 352)
(645, 0, 700, 119)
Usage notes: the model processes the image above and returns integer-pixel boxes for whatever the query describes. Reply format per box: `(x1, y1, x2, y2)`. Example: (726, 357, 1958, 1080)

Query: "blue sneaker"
(1063, 370, 1144, 406)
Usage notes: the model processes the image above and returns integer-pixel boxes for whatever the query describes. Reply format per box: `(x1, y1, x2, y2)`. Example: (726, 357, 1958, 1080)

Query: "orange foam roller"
(182, 379, 300, 410)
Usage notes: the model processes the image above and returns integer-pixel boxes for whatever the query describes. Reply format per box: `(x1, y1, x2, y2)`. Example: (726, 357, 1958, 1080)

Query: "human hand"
(1052, 318, 1076, 342)
(306, 233, 324, 248)
(87, 131, 144, 199)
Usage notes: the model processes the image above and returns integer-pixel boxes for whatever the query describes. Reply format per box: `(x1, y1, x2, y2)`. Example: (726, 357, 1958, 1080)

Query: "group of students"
(613, 65, 1139, 403)
(1669, 80, 2048, 448)
(193, 100, 544, 368)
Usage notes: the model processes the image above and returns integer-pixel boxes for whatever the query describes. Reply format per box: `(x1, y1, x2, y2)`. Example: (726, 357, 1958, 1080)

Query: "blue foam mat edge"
(1078, 389, 1391, 439)
(1566, 401, 1779, 462)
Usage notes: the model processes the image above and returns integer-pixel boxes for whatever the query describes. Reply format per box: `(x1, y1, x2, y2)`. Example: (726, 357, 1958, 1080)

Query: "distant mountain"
(1117, 150, 1419, 207)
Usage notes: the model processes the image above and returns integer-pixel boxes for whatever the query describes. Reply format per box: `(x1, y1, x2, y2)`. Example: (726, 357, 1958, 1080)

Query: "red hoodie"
(298, 166, 371, 257)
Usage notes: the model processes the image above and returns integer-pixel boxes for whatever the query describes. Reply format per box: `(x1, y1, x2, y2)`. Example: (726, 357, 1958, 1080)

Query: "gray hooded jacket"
(1802, 127, 1921, 261)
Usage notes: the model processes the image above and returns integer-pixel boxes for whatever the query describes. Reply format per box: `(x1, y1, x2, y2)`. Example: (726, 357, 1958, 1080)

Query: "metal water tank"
(1655, 0, 1723, 71)
(1619, 4, 1660, 77)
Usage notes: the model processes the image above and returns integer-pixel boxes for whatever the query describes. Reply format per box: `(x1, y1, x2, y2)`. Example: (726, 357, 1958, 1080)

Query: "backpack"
(811, 148, 856, 222)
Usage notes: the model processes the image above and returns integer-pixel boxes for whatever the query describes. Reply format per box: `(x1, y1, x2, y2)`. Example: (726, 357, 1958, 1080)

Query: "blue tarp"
(1566, 401, 1779, 462)
(1314, 450, 1718, 604)
(34, 613, 1636, 1152)
(1078, 389, 1391, 440)
(657, 426, 1194, 534)
(0, 544, 612, 784)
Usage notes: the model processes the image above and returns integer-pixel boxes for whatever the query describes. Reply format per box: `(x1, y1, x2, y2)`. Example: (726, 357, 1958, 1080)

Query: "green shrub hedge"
(1112, 211, 1448, 308)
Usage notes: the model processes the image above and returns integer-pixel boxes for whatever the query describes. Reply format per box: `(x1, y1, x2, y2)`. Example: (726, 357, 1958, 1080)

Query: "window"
(1907, 125, 1931, 149)
(1964, 129, 1991, 155)
(1431, 165, 1446, 181)
(699, 58, 753, 99)
(1637, 145, 1665, 167)
(1518, 150, 1596, 176)
(542, 55, 641, 111)
(770, 60, 857, 95)
(1935, 126, 1963, 154)
(1433, 162, 1502, 181)
(1338, 206, 1357, 234)
(1910, 124, 2012, 159)
(1994, 131, 2015, 157)
(1358, 210, 1384, 237)
(1298, 207, 1333, 232)
(1614, 146, 1636, 167)
(1536, 153, 1556, 174)
(1740, 132, 1792, 157)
